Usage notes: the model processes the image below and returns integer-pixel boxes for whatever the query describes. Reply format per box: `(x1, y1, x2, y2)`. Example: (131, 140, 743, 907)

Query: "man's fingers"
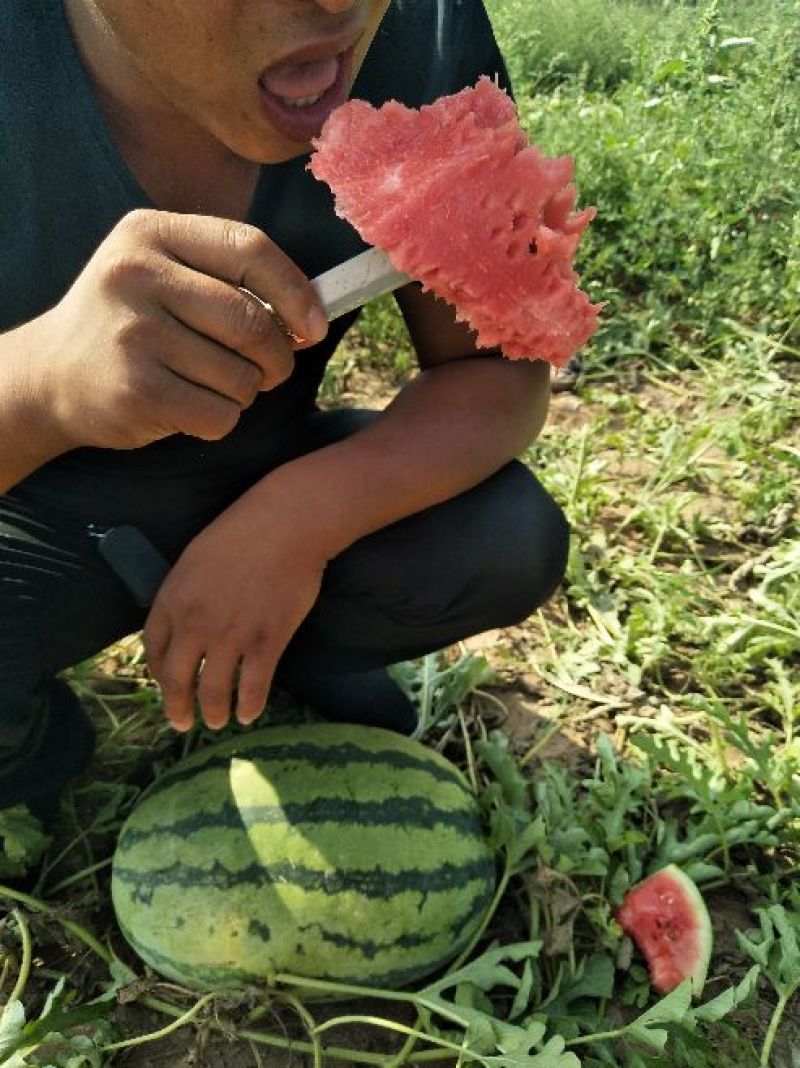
(128, 210, 329, 348)
(142, 612, 170, 667)
(161, 326, 280, 407)
(146, 625, 241, 732)
(197, 649, 241, 730)
(148, 634, 204, 732)
(236, 644, 275, 726)
(157, 263, 296, 389)
(157, 370, 244, 441)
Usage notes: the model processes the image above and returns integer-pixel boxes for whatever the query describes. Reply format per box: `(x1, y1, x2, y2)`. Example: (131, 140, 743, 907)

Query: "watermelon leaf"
(543, 955, 616, 1014)
(394, 651, 492, 738)
(489, 1034, 582, 1067)
(423, 941, 544, 997)
(417, 943, 550, 1062)
(15, 1029, 112, 1067)
(494, 1016, 548, 1055)
(477, 732, 548, 878)
(0, 1001, 27, 1060)
(509, 959, 536, 1021)
(689, 965, 760, 1024)
(0, 978, 114, 1067)
(508, 817, 550, 874)
(736, 905, 800, 993)
(764, 905, 800, 994)
(0, 805, 52, 879)
(619, 980, 693, 1053)
(532, 956, 616, 1044)
(736, 904, 800, 1033)
(476, 732, 530, 814)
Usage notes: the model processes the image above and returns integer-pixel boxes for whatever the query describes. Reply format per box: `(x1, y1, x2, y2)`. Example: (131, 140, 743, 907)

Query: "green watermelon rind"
(111, 723, 496, 992)
(618, 863, 713, 998)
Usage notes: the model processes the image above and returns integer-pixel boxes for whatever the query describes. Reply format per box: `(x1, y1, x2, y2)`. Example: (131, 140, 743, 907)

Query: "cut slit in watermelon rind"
(616, 864, 713, 998)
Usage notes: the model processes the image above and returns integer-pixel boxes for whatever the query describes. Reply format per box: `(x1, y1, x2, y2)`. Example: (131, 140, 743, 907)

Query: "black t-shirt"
(0, 0, 511, 478)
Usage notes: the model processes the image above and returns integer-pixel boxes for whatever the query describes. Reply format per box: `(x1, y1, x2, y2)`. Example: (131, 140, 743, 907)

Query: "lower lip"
(258, 47, 354, 144)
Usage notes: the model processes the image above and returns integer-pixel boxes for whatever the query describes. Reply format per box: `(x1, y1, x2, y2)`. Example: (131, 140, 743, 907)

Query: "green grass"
(1, 1, 799, 1064)
(485, 0, 687, 90)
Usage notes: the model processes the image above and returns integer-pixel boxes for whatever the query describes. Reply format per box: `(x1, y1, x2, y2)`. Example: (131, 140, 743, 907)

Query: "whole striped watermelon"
(111, 723, 495, 991)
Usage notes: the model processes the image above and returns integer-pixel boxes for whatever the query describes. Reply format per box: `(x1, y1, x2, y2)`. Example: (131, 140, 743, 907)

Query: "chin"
(210, 110, 312, 165)
(237, 133, 313, 165)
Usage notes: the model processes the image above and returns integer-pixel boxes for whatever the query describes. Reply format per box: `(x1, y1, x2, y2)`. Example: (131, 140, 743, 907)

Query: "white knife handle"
(239, 247, 411, 336)
(312, 247, 411, 321)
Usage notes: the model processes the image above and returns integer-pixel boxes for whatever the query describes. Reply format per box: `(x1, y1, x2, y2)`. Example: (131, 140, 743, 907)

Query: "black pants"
(0, 409, 569, 810)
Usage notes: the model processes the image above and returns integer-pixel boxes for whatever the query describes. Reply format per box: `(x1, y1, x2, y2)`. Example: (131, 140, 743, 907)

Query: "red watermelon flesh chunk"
(309, 77, 601, 367)
(617, 865, 713, 997)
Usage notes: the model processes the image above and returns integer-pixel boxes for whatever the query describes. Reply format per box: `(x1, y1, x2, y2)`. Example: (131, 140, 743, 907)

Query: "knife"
(312, 246, 411, 321)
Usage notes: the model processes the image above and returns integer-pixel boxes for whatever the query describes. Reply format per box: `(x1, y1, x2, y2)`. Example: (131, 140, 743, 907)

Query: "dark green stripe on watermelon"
(141, 740, 472, 803)
(114, 855, 493, 906)
(117, 795, 483, 852)
(309, 882, 491, 962)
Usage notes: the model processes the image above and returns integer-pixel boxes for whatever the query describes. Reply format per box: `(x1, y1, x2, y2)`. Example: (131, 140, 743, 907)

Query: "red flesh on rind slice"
(616, 864, 713, 997)
(309, 77, 601, 367)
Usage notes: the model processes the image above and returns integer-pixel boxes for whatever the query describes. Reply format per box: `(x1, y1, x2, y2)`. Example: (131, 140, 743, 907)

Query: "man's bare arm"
(263, 279, 551, 559)
(250, 352, 550, 561)
(0, 321, 74, 493)
(142, 280, 554, 729)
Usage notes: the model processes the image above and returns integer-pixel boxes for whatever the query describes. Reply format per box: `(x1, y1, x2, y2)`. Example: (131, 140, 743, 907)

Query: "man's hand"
(36, 209, 329, 452)
(142, 492, 327, 730)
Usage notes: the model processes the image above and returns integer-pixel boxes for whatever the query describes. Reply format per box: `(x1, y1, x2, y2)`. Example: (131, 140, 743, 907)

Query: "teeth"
(281, 92, 325, 108)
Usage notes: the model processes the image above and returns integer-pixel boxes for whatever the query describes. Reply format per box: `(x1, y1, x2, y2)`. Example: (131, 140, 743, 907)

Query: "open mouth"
(258, 45, 356, 144)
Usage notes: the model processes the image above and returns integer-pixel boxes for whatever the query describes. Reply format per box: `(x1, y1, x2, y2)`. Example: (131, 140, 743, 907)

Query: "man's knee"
(469, 465, 570, 629)
(366, 461, 570, 628)
(298, 461, 570, 666)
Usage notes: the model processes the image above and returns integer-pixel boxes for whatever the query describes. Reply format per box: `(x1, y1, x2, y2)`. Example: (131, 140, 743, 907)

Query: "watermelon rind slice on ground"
(616, 864, 713, 997)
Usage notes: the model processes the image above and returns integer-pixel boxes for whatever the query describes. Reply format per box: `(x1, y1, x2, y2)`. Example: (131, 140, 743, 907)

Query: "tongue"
(261, 55, 339, 100)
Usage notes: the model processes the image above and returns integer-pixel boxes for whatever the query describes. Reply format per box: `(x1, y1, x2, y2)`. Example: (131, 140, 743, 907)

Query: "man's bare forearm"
(0, 320, 73, 494)
(237, 355, 551, 560)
